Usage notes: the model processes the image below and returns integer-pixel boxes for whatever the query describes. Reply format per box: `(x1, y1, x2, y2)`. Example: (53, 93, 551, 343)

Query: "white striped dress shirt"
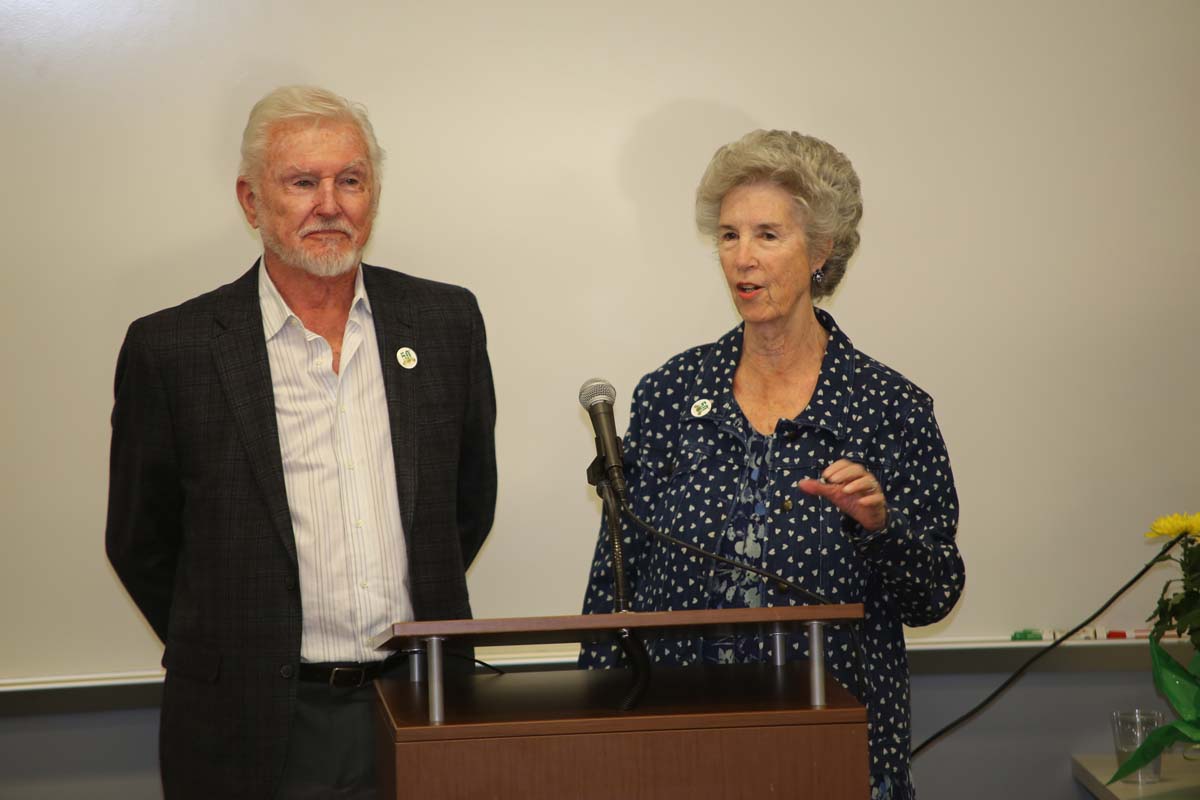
(259, 263, 412, 664)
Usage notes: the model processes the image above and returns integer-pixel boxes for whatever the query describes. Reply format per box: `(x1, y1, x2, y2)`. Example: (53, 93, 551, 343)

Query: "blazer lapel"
(363, 266, 419, 536)
(211, 263, 297, 564)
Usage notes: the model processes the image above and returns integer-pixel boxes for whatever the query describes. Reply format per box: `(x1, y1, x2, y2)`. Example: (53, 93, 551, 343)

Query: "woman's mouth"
(736, 282, 763, 299)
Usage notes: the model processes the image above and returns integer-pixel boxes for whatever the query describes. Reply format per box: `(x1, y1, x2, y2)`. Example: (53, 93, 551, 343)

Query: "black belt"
(298, 654, 405, 688)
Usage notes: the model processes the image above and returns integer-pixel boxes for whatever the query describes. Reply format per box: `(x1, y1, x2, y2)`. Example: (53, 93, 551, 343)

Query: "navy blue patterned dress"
(579, 309, 964, 799)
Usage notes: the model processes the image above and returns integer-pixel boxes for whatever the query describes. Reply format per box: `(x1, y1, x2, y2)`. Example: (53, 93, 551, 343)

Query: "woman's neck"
(732, 306, 830, 435)
(740, 306, 828, 378)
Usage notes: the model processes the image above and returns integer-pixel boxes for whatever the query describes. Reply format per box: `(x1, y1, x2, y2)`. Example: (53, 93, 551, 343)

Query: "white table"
(1072, 753, 1200, 799)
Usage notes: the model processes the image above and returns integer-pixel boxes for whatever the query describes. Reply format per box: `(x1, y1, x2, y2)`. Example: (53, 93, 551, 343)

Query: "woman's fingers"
(820, 460, 877, 495)
(842, 474, 881, 496)
(820, 459, 860, 484)
(796, 477, 833, 498)
(798, 460, 888, 532)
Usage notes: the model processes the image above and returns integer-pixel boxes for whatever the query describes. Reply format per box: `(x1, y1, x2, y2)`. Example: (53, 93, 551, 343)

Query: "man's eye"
(762, 231, 777, 241)
(341, 177, 361, 187)
(293, 179, 315, 188)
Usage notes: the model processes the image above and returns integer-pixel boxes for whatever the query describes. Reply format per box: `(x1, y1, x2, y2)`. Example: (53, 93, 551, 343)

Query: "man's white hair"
(239, 85, 385, 196)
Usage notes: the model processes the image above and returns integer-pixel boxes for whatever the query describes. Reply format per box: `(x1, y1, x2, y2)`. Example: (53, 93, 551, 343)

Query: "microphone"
(578, 378, 628, 502)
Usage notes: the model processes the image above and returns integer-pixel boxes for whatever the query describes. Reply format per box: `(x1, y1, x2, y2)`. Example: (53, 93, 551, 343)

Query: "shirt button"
(360, 581, 369, 589)
(782, 498, 794, 511)
(354, 519, 364, 528)
(280, 664, 294, 679)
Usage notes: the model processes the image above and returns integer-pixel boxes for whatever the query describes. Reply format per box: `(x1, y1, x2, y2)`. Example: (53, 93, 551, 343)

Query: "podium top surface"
(371, 604, 864, 652)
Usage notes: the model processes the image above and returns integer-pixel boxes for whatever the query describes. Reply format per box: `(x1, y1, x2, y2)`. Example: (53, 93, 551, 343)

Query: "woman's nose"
(734, 240, 757, 268)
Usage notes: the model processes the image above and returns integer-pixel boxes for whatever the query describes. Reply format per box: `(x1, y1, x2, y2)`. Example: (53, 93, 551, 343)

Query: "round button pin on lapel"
(691, 398, 712, 418)
(396, 347, 418, 369)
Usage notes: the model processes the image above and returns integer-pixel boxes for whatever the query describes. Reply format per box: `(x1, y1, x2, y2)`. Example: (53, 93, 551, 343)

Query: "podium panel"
(375, 661, 868, 799)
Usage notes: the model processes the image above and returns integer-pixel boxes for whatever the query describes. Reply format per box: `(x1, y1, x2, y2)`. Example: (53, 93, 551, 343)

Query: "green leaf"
(1176, 604, 1200, 633)
(1175, 718, 1200, 740)
(1148, 580, 1184, 627)
(1108, 722, 1195, 784)
(1151, 639, 1200, 719)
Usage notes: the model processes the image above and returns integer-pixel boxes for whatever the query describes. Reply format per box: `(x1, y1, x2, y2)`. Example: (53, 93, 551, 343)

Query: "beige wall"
(2, 0, 1197, 684)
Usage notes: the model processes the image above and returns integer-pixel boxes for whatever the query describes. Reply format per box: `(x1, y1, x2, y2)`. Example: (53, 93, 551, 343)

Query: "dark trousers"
(277, 680, 382, 800)
(277, 650, 475, 799)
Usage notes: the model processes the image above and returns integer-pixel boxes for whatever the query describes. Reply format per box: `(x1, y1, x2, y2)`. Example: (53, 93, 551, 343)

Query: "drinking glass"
(1110, 709, 1165, 784)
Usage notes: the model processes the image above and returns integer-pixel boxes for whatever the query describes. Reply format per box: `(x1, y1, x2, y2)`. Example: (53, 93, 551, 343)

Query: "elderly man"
(105, 86, 497, 799)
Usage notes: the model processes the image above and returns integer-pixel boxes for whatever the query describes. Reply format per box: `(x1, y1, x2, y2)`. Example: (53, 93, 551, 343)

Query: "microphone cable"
(619, 501, 874, 705)
(911, 530, 1189, 758)
(620, 505, 832, 606)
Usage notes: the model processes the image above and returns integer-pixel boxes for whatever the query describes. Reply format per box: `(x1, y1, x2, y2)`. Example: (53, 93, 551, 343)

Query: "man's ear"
(236, 177, 259, 229)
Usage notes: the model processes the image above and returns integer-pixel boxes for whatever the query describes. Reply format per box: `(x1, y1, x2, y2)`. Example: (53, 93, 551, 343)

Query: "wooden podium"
(371, 605, 867, 799)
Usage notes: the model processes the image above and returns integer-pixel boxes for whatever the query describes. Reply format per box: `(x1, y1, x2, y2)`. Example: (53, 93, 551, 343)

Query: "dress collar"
(680, 307, 856, 440)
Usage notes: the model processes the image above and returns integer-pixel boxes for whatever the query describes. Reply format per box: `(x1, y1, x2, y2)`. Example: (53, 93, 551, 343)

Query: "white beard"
(259, 217, 364, 278)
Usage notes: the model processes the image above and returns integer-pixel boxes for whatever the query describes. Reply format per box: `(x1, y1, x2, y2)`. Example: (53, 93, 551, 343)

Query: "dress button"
(280, 664, 294, 679)
(782, 498, 794, 511)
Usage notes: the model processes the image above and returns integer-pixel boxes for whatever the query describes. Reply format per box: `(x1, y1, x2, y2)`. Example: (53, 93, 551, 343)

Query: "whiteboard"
(3, 0, 1198, 685)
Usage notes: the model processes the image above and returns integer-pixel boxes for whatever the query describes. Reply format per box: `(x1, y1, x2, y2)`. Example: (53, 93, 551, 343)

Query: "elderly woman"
(579, 130, 964, 799)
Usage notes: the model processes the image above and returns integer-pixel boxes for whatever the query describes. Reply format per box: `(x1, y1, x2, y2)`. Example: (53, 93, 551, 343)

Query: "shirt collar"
(682, 307, 856, 440)
(257, 255, 371, 341)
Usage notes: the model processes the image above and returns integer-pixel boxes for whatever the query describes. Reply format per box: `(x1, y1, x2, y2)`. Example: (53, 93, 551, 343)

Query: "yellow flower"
(1145, 513, 1200, 539)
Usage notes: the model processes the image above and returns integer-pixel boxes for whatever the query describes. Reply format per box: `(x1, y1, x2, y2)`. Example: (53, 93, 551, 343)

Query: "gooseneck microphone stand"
(587, 451, 872, 713)
(586, 452, 651, 710)
(579, 379, 868, 712)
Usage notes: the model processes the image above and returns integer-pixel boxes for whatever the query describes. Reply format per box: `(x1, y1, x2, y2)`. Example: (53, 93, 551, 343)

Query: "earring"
(811, 269, 825, 285)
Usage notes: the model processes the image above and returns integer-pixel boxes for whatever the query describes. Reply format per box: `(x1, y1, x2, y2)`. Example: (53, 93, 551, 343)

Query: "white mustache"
(300, 221, 355, 238)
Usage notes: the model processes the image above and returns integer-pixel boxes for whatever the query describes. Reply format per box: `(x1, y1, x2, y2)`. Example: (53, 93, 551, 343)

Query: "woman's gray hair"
(695, 130, 862, 298)
(239, 86, 385, 195)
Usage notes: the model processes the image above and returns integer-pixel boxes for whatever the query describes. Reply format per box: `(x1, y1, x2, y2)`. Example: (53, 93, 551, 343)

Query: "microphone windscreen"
(578, 378, 616, 409)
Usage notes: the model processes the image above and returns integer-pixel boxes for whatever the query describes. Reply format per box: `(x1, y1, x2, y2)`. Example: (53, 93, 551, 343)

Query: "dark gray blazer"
(105, 262, 497, 799)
